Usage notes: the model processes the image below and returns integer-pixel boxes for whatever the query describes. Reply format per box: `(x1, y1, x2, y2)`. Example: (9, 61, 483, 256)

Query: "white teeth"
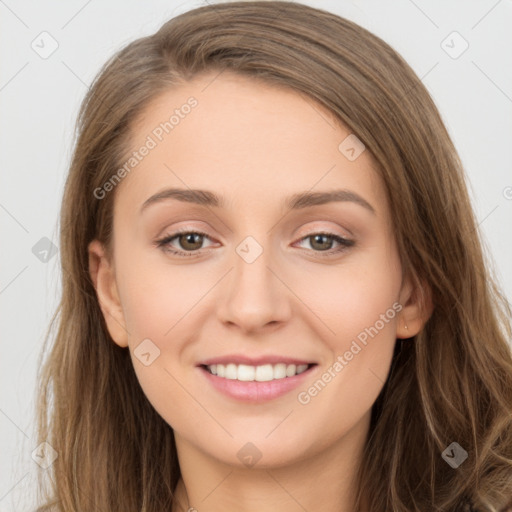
(273, 363, 287, 379)
(255, 364, 273, 382)
(285, 364, 296, 377)
(297, 364, 308, 374)
(225, 363, 237, 380)
(206, 362, 310, 381)
(237, 364, 255, 381)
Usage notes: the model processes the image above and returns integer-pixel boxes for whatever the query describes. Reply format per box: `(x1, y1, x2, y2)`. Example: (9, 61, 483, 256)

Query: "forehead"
(113, 71, 386, 218)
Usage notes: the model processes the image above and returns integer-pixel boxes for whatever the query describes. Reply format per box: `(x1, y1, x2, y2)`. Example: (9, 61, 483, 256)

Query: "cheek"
(117, 262, 201, 429)
(115, 252, 209, 417)
(116, 249, 205, 345)
(298, 245, 402, 350)
(293, 246, 402, 413)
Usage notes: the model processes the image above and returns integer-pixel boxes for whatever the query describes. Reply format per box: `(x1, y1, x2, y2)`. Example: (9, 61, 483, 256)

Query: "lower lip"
(198, 365, 317, 402)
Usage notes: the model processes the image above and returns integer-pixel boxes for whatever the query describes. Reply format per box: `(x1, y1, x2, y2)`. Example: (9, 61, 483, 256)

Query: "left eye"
(155, 230, 354, 257)
(295, 232, 354, 254)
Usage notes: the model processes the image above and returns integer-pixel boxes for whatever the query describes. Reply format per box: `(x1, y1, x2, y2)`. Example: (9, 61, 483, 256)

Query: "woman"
(34, 1, 512, 510)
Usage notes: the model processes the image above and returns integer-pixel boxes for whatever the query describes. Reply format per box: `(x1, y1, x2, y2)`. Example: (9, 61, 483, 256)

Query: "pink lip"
(197, 364, 317, 403)
(198, 354, 315, 366)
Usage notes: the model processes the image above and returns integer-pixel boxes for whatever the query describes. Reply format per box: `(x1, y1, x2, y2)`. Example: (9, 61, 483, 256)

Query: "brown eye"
(295, 232, 354, 257)
(309, 234, 335, 251)
(155, 230, 214, 257)
(177, 232, 204, 251)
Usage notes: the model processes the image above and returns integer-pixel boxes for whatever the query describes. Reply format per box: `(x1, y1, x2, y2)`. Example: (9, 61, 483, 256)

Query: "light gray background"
(1, 0, 511, 510)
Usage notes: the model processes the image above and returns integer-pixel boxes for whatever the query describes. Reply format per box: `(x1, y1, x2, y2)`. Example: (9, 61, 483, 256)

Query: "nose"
(217, 239, 292, 334)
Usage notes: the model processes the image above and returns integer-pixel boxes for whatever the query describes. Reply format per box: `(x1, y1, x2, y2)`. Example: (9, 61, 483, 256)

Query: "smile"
(197, 358, 318, 402)
(205, 363, 310, 382)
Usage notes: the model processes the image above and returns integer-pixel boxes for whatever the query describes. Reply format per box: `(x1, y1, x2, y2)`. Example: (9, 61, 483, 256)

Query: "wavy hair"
(34, 1, 512, 510)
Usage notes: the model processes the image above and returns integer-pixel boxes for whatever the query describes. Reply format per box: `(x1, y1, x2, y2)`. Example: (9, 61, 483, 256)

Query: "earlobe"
(88, 239, 129, 348)
(396, 274, 434, 339)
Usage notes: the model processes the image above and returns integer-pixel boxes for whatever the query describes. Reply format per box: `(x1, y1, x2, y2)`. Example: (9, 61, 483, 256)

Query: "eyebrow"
(140, 188, 376, 215)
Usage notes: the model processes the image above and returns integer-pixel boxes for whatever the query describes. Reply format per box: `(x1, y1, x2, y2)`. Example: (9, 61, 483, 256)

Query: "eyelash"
(154, 228, 355, 259)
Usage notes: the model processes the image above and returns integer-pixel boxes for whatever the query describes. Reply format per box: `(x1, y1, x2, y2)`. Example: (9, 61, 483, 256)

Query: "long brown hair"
(33, 1, 512, 510)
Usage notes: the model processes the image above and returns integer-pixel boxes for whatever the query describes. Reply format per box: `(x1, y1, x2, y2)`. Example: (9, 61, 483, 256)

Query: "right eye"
(155, 230, 216, 257)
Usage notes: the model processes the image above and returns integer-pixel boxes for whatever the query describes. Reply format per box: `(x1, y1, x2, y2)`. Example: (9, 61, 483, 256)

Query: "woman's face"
(89, 71, 416, 469)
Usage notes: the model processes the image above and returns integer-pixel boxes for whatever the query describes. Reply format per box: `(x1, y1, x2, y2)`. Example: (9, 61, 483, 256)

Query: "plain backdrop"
(1, 0, 511, 510)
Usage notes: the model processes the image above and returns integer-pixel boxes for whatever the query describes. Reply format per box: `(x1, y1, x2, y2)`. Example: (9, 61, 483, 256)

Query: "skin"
(88, 71, 430, 512)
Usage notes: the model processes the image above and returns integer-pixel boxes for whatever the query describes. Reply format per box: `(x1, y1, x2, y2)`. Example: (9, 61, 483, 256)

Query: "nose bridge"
(234, 234, 272, 291)
(218, 233, 291, 331)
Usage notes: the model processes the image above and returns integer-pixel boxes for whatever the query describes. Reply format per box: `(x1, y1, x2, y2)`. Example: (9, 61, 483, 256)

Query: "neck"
(171, 412, 371, 512)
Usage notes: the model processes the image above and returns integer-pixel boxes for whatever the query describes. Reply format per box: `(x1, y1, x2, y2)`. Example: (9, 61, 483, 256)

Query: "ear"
(396, 272, 433, 339)
(88, 239, 129, 348)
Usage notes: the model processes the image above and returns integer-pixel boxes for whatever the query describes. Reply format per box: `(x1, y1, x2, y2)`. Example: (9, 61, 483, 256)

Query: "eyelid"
(155, 227, 217, 251)
(294, 221, 353, 240)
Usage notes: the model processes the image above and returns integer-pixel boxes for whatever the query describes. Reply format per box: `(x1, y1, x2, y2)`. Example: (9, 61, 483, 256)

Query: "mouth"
(200, 362, 314, 382)
(197, 357, 318, 402)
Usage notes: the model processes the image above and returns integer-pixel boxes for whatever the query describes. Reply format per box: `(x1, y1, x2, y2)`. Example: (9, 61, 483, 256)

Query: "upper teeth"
(208, 363, 309, 381)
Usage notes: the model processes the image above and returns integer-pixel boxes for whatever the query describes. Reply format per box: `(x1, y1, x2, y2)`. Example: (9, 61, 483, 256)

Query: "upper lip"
(198, 354, 316, 367)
